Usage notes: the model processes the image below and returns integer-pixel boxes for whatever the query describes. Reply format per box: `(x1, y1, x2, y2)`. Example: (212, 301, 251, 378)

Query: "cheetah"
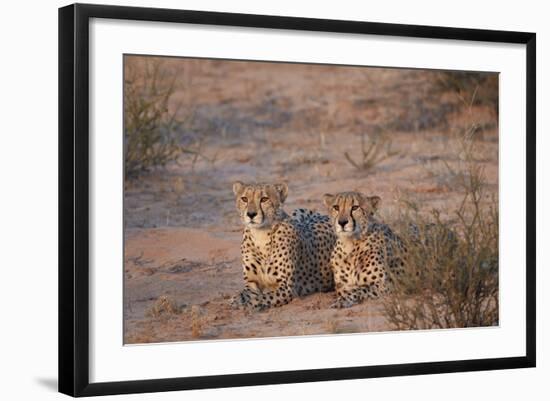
(323, 191, 404, 308)
(231, 181, 335, 310)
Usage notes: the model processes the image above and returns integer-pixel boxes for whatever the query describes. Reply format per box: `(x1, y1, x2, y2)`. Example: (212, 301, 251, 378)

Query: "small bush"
(344, 132, 399, 172)
(382, 124, 499, 330)
(146, 295, 182, 318)
(124, 59, 184, 179)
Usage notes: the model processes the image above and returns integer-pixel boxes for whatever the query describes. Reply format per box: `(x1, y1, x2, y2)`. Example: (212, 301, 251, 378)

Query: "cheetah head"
(323, 191, 380, 237)
(233, 181, 288, 229)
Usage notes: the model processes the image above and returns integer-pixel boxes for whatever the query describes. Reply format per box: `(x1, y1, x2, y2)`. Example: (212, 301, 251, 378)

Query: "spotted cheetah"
(323, 191, 404, 308)
(231, 181, 335, 310)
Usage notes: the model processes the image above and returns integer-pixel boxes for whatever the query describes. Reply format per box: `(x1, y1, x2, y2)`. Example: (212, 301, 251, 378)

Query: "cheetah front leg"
(331, 285, 363, 308)
(230, 281, 294, 311)
(331, 283, 383, 308)
(234, 261, 296, 311)
(230, 264, 294, 311)
(248, 233, 302, 310)
(230, 285, 259, 309)
(230, 252, 264, 309)
(230, 262, 265, 309)
(250, 281, 294, 310)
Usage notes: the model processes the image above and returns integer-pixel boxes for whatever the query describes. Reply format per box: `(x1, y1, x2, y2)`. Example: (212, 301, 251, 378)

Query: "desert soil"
(123, 57, 498, 344)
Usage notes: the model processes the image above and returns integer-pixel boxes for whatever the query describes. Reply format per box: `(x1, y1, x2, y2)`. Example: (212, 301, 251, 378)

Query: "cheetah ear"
(323, 193, 334, 208)
(233, 181, 245, 196)
(274, 183, 288, 203)
(366, 195, 381, 211)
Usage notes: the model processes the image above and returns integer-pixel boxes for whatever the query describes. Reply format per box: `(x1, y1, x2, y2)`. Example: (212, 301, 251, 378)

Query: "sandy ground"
(123, 57, 498, 344)
(124, 227, 389, 343)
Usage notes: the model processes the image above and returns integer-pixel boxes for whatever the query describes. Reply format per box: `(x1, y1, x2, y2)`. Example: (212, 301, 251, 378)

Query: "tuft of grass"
(382, 123, 498, 330)
(146, 295, 182, 318)
(324, 319, 338, 334)
(344, 132, 399, 172)
(190, 305, 202, 339)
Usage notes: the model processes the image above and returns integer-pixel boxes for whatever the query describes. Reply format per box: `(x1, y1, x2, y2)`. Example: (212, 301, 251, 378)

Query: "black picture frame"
(58, 3, 536, 397)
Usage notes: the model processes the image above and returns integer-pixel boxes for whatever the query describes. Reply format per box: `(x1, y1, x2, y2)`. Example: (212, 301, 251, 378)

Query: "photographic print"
(123, 55, 499, 344)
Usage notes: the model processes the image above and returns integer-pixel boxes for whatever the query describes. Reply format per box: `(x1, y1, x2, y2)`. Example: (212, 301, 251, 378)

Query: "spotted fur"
(231, 182, 335, 310)
(323, 191, 404, 308)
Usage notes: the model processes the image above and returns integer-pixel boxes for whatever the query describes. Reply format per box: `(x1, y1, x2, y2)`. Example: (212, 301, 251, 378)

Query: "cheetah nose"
(338, 218, 349, 227)
(247, 211, 258, 219)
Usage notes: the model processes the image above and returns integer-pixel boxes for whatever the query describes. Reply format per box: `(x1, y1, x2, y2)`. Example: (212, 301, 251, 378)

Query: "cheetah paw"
(229, 294, 247, 309)
(330, 299, 356, 309)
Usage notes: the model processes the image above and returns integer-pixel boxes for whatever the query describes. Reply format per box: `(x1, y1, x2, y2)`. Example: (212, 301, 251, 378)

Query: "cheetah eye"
(241, 197, 248, 203)
(351, 205, 360, 211)
(332, 205, 339, 211)
(260, 197, 269, 203)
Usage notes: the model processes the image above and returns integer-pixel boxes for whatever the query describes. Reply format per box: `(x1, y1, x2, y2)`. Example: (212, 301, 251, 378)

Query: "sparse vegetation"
(146, 295, 182, 318)
(382, 122, 499, 330)
(435, 71, 499, 115)
(344, 132, 400, 172)
(124, 59, 184, 179)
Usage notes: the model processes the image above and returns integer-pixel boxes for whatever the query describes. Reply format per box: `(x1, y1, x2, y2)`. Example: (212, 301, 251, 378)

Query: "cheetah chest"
(332, 238, 383, 285)
(245, 228, 280, 289)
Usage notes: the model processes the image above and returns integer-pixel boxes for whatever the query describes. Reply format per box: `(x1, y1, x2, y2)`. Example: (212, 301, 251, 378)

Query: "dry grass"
(146, 295, 182, 318)
(324, 319, 338, 334)
(124, 59, 184, 179)
(190, 305, 203, 339)
(435, 71, 499, 116)
(344, 132, 400, 172)
(382, 115, 499, 330)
